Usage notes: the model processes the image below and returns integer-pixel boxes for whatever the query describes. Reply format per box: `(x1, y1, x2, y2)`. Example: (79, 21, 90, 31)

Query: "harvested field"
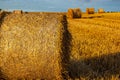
(67, 13, 120, 80)
(0, 12, 67, 80)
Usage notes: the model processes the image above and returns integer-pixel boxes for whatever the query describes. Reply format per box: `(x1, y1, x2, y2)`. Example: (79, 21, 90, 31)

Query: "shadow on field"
(68, 52, 120, 79)
(82, 15, 104, 19)
(0, 68, 8, 80)
(61, 15, 120, 79)
(61, 15, 72, 79)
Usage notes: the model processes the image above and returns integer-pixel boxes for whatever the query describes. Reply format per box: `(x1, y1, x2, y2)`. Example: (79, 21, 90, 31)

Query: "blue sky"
(0, 0, 120, 12)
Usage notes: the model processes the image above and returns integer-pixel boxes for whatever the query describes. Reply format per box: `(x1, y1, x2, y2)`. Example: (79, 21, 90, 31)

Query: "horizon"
(0, 0, 120, 12)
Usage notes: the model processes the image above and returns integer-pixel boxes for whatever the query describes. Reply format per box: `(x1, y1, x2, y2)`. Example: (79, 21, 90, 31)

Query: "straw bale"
(0, 13, 66, 80)
(67, 8, 82, 19)
(67, 8, 74, 19)
(73, 8, 82, 18)
(0, 11, 6, 18)
(86, 8, 95, 14)
(13, 10, 23, 14)
(98, 8, 105, 13)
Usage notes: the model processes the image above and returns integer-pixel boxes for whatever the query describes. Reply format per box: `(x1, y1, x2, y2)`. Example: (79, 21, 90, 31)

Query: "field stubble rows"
(67, 13, 120, 79)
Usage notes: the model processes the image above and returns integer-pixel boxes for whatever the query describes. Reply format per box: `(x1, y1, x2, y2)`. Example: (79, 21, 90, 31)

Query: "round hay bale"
(86, 8, 89, 14)
(67, 8, 82, 19)
(98, 8, 105, 13)
(0, 10, 6, 20)
(13, 10, 23, 14)
(86, 8, 95, 14)
(67, 8, 74, 19)
(0, 13, 66, 80)
(73, 8, 82, 18)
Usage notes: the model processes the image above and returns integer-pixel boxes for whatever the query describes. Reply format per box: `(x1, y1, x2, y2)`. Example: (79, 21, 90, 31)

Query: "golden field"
(0, 12, 120, 80)
(68, 12, 120, 80)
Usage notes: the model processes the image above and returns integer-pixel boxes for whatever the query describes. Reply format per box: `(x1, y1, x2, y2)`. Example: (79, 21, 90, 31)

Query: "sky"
(0, 0, 120, 12)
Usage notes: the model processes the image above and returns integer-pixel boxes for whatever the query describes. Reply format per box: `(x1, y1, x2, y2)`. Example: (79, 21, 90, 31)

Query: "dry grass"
(0, 12, 66, 79)
(67, 13, 120, 80)
(102, 13, 120, 20)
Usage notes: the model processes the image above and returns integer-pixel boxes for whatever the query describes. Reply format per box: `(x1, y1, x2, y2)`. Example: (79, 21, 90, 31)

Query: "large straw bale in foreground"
(67, 8, 82, 19)
(86, 8, 95, 14)
(0, 13, 65, 79)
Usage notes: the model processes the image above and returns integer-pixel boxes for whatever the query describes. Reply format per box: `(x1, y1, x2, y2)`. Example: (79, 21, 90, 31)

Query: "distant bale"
(67, 8, 82, 19)
(0, 11, 6, 19)
(13, 10, 23, 14)
(73, 8, 82, 18)
(67, 8, 74, 19)
(98, 8, 105, 13)
(86, 8, 95, 14)
(0, 10, 6, 14)
(0, 13, 66, 80)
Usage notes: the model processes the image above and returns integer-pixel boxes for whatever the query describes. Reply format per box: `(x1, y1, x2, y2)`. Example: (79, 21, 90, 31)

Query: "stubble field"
(67, 12, 120, 80)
